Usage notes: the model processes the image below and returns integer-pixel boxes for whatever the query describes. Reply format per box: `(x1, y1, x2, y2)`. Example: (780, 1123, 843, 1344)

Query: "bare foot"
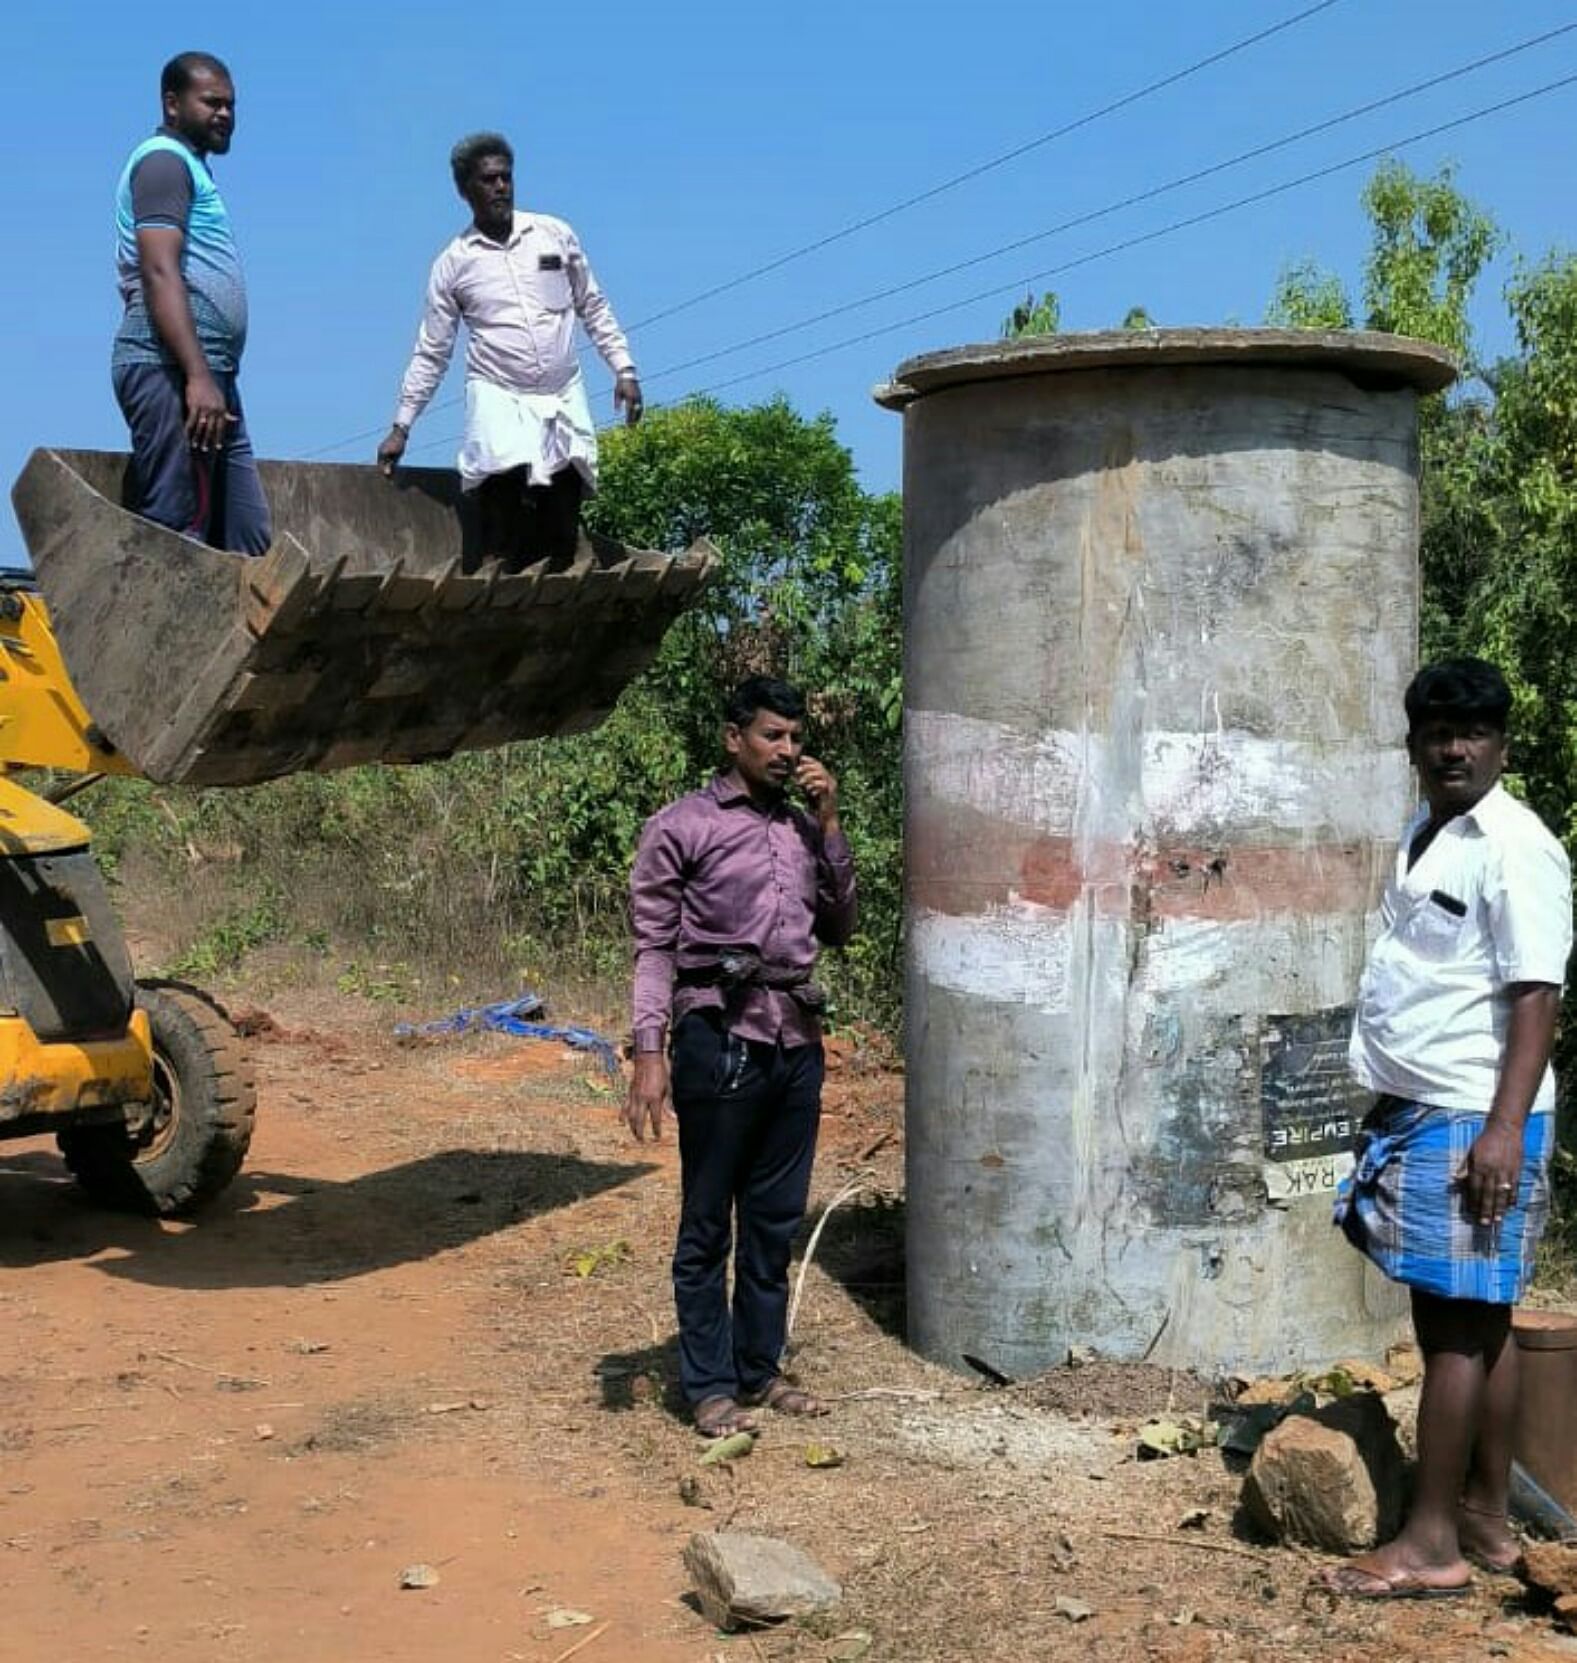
(1457, 1503, 1521, 1574)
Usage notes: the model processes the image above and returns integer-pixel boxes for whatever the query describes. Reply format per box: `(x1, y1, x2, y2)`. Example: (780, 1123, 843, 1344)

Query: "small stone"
(1320, 1358, 1398, 1396)
(1383, 1340, 1422, 1386)
(1242, 1394, 1404, 1553)
(828, 1630, 873, 1660)
(255, 1423, 275, 1441)
(1556, 1594, 1577, 1635)
(1524, 1542, 1577, 1601)
(683, 1532, 841, 1632)
(544, 1609, 594, 1629)
(399, 1563, 439, 1590)
(1053, 1594, 1094, 1623)
(1235, 1377, 1298, 1408)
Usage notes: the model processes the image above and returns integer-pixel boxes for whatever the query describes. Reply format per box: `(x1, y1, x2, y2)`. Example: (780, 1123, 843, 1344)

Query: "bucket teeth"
(12, 449, 716, 787)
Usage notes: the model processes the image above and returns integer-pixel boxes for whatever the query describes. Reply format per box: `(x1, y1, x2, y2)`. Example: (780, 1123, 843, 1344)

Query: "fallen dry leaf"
(545, 1608, 594, 1629)
(697, 1431, 754, 1467)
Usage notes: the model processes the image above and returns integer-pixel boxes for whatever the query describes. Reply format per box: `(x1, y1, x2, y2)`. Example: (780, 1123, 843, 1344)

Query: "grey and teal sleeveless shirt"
(112, 131, 248, 374)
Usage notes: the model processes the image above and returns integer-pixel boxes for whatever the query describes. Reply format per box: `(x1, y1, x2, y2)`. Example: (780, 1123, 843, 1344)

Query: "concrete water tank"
(878, 329, 1456, 1378)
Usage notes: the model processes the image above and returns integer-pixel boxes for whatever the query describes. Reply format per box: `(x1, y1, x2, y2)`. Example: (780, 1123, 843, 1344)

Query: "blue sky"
(4, 0, 1575, 564)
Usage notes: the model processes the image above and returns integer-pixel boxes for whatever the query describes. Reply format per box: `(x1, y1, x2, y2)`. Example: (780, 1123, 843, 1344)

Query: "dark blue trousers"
(670, 1012, 823, 1405)
(113, 363, 273, 554)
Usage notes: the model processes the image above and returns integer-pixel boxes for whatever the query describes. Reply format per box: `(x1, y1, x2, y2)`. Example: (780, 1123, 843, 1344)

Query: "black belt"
(677, 952, 827, 1014)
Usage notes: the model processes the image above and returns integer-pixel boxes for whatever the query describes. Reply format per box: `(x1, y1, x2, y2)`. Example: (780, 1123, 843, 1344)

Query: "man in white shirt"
(376, 133, 642, 570)
(1322, 659, 1571, 1600)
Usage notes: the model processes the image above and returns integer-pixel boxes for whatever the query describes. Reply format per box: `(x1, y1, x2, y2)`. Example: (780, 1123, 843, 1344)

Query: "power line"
(624, 0, 1351, 332)
(300, 0, 1346, 463)
(406, 61, 1577, 458)
(684, 71, 1577, 405)
(614, 23, 1575, 396)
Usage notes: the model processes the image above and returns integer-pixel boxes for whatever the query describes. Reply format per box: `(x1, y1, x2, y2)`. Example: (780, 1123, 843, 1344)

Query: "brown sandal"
(743, 1378, 829, 1418)
(693, 1395, 758, 1438)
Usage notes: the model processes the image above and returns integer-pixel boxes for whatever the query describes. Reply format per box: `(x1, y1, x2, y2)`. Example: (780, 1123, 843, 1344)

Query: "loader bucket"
(11, 449, 716, 787)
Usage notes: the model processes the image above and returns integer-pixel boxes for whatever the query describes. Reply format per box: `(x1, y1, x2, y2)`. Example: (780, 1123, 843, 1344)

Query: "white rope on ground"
(786, 1173, 875, 1341)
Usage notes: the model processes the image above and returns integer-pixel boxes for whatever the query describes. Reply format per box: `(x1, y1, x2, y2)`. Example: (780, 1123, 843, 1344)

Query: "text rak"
(1264, 1151, 1356, 1201)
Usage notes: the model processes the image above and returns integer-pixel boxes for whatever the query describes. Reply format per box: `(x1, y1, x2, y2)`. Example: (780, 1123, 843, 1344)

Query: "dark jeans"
(476, 463, 584, 572)
(112, 363, 272, 555)
(670, 1011, 824, 1405)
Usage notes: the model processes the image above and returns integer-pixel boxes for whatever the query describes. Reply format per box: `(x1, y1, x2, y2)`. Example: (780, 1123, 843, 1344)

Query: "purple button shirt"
(630, 771, 858, 1051)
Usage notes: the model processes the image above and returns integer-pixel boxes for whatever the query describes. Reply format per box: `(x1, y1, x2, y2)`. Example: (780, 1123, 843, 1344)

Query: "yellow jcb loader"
(1, 449, 712, 1214)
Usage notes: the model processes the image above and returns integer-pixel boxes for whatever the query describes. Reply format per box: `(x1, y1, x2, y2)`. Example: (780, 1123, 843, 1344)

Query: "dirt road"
(0, 998, 699, 1663)
(0, 991, 1570, 1663)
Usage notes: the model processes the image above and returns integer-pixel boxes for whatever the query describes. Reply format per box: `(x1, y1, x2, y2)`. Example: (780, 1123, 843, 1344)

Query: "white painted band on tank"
(906, 709, 1410, 841)
(910, 906, 1374, 1018)
(910, 902, 1073, 1013)
(1133, 913, 1371, 1013)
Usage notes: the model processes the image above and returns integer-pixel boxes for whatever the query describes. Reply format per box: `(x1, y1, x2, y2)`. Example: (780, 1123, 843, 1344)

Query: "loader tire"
(58, 981, 256, 1217)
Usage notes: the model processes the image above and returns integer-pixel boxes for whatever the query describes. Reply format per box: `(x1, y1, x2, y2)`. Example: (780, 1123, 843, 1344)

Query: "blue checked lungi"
(1333, 1094, 1554, 1304)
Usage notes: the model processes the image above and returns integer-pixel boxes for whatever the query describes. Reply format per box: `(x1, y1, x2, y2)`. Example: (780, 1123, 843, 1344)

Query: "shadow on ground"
(595, 1334, 687, 1421)
(0, 1147, 654, 1287)
(800, 1190, 906, 1342)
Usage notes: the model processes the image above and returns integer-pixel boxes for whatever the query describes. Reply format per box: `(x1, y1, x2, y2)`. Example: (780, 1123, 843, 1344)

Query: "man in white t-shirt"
(1322, 658, 1571, 1600)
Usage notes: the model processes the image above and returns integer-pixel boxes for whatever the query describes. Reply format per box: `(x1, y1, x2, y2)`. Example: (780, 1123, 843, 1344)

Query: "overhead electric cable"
(625, 0, 1351, 331)
(404, 61, 1577, 456)
(682, 71, 1577, 404)
(618, 23, 1576, 393)
(300, 0, 1347, 462)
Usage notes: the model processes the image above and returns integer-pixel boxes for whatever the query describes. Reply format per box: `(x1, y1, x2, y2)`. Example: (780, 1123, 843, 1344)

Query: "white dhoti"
(457, 372, 599, 494)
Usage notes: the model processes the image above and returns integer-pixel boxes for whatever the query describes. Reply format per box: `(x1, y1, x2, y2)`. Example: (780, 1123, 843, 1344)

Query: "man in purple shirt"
(626, 676, 857, 1438)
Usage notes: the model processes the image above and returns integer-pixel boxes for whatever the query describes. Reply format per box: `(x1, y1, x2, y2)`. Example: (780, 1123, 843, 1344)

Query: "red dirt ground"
(0, 991, 1571, 1663)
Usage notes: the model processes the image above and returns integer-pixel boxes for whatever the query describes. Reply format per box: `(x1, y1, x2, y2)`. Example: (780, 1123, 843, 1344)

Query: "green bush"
(84, 397, 906, 1033)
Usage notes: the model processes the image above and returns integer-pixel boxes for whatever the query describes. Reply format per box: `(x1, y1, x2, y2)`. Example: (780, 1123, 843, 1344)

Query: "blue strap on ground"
(393, 996, 621, 1077)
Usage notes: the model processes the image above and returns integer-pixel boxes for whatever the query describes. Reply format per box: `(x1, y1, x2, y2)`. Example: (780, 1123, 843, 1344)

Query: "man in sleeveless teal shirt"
(112, 52, 271, 554)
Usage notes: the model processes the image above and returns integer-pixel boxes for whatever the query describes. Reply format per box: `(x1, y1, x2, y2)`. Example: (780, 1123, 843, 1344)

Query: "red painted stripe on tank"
(908, 811, 1389, 921)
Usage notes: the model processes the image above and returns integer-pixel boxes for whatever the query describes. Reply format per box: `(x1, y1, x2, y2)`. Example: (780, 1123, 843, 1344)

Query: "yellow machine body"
(0, 590, 153, 1135)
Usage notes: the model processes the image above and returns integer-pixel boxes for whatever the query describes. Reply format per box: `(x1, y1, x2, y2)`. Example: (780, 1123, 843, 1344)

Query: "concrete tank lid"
(873, 327, 1458, 409)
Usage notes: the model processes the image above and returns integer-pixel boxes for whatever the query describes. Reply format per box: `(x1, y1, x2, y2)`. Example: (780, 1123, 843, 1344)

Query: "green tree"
(1119, 305, 1156, 330)
(1361, 159, 1501, 365)
(87, 398, 906, 1031)
(588, 397, 905, 1024)
(1431, 253, 1577, 836)
(1002, 290, 1061, 338)
(1265, 257, 1352, 329)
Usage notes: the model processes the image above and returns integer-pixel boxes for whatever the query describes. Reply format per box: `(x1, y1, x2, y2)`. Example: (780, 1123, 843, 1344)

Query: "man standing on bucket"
(625, 677, 857, 1439)
(377, 133, 642, 571)
(1321, 658, 1571, 1599)
(112, 52, 271, 554)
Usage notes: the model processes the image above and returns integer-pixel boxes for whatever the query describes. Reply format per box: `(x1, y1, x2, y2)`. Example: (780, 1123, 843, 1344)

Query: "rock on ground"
(1243, 1394, 1405, 1553)
(1525, 1541, 1577, 1626)
(683, 1531, 841, 1632)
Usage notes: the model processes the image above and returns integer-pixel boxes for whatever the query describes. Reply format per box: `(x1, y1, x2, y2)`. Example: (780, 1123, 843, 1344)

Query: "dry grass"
(219, 1010, 1560, 1663)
